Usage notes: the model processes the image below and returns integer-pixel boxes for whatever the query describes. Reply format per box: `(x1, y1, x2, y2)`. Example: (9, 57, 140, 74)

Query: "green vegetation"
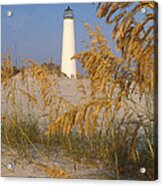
(1, 2, 157, 180)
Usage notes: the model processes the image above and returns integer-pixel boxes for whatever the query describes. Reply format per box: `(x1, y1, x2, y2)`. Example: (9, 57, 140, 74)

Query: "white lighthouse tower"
(61, 6, 76, 79)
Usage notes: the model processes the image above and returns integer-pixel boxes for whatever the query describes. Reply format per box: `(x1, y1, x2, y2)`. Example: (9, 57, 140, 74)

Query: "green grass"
(1, 115, 155, 180)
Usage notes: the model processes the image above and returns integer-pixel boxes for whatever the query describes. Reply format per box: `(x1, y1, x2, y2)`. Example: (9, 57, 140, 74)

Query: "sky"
(1, 2, 146, 73)
(1, 3, 117, 73)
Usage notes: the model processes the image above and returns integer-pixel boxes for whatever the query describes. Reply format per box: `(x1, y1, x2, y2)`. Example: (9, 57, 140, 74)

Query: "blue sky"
(1, 3, 116, 73)
(2, 2, 146, 73)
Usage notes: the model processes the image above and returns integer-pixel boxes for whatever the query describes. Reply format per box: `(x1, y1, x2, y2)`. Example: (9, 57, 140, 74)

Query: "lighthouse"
(61, 6, 76, 79)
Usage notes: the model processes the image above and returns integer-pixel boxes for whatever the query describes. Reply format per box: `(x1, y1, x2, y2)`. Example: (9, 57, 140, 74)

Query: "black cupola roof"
(64, 6, 74, 19)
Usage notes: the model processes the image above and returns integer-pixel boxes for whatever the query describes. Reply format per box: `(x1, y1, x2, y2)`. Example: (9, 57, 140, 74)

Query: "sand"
(1, 72, 153, 178)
